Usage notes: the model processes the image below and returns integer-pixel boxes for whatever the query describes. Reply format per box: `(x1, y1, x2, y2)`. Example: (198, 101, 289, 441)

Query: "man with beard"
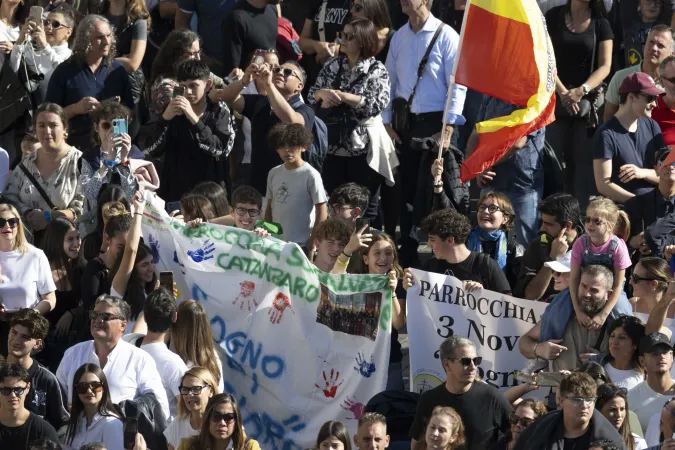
(513, 373, 625, 450)
(409, 335, 512, 450)
(514, 193, 581, 300)
(519, 265, 615, 372)
(627, 332, 675, 431)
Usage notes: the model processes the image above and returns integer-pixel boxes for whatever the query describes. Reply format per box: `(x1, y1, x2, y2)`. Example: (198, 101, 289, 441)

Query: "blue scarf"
(466, 227, 508, 271)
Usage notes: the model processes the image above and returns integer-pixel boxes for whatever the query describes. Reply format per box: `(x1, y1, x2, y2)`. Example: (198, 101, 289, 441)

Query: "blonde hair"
(0, 204, 28, 255)
(477, 191, 515, 232)
(101, 201, 128, 226)
(176, 366, 220, 419)
(422, 407, 466, 450)
(587, 197, 631, 241)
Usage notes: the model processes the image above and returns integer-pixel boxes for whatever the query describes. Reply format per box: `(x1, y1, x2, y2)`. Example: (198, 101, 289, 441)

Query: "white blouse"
(66, 412, 124, 450)
(0, 20, 20, 70)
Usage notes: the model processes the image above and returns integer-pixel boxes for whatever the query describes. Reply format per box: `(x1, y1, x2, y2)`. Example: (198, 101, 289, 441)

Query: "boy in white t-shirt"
(265, 123, 327, 250)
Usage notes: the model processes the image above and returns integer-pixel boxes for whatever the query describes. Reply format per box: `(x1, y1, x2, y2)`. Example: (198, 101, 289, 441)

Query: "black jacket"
(512, 409, 625, 450)
(644, 212, 675, 257)
(117, 391, 168, 450)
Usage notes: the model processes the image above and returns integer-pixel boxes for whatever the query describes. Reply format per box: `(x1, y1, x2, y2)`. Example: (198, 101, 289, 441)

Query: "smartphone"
(513, 370, 536, 385)
(252, 49, 266, 66)
(355, 217, 370, 231)
(29, 6, 43, 25)
(112, 118, 128, 160)
(123, 418, 138, 450)
(159, 271, 174, 293)
(536, 372, 564, 387)
(173, 86, 185, 98)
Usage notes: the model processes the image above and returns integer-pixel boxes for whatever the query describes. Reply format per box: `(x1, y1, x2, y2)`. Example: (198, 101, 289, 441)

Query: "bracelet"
(533, 342, 539, 359)
(433, 183, 443, 188)
(342, 251, 352, 258)
(336, 258, 349, 266)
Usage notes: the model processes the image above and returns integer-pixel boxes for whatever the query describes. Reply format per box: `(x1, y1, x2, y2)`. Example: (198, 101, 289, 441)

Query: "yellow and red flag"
(456, 0, 557, 182)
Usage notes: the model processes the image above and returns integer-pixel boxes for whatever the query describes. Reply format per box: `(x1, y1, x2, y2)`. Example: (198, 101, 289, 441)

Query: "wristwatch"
(581, 84, 591, 95)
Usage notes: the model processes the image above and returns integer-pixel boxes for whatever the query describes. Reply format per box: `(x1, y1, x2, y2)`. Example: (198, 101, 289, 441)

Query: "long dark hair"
(602, 315, 645, 373)
(355, 0, 392, 30)
(596, 384, 636, 450)
(190, 394, 246, 450)
(101, 0, 150, 29)
(0, 0, 30, 25)
(66, 363, 122, 445)
(316, 421, 352, 450)
(565, 0, 607, 18)
(191, 182, 229, 217)
(42, 217, 83, 292)
(82, 186, 130, 260)
(150, 29, 199, 85)
(110, 242, 156, 320)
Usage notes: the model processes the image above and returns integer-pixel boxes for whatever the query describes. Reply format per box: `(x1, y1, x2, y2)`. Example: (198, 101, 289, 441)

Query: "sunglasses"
(583, 216, 605, 226)
(235, 207, 260, 218)
(477, 204, 502, 214)
(351, 3, 363, 11)
(631, 273, 660, 284)
(564, 396, 597, 407)
(179, 384, 210, 396)
(640, 93, 658, 103)
(0, 386, 28, 397)
(210, 411, 236, 423)
(43, 19, 70, 29)
(599, 386, 627, 399)
(509, 413, 534, 428)
(338, 31, 357, 42)
(645, 347, 673, 356)
(272, 66, 302, 81)
(89, 311, 123, 322)
(76, 381, 104, 394)
(0, 218, 19, 229)
(449, 356, 482, 367)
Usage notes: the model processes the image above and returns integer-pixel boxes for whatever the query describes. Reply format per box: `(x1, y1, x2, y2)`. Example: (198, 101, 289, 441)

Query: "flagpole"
(435, 0, 472, 176)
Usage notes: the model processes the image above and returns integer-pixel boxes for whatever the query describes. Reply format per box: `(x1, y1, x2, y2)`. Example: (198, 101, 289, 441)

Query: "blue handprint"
(187, 240, 215, 263)
(354, 351, 376, 378)
(147, 234, 160, 263)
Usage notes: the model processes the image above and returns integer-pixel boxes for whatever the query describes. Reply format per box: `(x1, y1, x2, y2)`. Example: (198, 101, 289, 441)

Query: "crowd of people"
(3, 0, 675, 448)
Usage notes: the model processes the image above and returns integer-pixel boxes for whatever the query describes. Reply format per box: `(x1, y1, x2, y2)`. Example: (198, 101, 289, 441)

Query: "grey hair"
(95, 294, 130, 321)
(581, 265, 614, 290)
(439, 335, 475, 361)
(283, 60, 307, 85)
(660, 54, 675, 76)
(71, 14, 117, 67)
(649, 24, 675, 52)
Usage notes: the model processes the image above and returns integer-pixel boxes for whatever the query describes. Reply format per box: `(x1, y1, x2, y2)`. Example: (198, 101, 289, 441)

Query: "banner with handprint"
(140, 194, 391, 450)
(406, 269, 548, 394)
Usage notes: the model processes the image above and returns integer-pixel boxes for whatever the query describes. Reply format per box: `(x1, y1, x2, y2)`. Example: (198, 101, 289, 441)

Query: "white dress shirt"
(66, 413, 124, 450)
(56, 340, 170, 419)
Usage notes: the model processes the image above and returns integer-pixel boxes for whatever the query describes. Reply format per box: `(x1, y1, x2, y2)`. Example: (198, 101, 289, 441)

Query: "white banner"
(407, 269, 548, 393)
(140, 195, 391, 450)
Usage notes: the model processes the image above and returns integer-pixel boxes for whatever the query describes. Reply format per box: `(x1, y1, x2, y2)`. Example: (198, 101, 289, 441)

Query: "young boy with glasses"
(0, 363, 59, 447)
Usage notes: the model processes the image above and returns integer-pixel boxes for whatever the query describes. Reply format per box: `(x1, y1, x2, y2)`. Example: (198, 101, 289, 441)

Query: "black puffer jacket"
(117, 391, 168, 450)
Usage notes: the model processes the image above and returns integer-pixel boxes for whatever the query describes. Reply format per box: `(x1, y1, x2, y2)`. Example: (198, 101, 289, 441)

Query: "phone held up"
(159, 271, 174, 293)
(123, 418, 138, 450)
(173, 86, 185, 98)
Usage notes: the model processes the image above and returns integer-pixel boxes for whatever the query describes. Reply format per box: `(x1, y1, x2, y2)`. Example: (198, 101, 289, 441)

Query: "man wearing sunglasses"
(593, 72, 666, 204)
(0, 363, 59, 447)
(56, 296, 170, 420)
(409, 336, 512, 450)
(513, 372, 624, 450)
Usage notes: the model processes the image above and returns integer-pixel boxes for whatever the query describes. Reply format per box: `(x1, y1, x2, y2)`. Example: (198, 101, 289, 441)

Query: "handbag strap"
(590, 19, 596, 78)
(318, 0, 328, 43)
(408, 23, 445, 106)
(18, 162, 55, 210)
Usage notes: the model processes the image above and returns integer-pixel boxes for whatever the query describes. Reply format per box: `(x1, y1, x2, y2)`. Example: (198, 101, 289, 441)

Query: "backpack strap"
(317, 0, 328, 43)
(135, 336, 144, 348)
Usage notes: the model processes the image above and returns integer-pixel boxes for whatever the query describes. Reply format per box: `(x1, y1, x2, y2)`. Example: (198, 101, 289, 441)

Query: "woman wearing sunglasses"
(596, 383, 647, 450)
(177, 393, 260, 450)
(491, 399, 546, 450)
(308, 17, 392, 224)
(630, 257, 674, 318)
(165, 366, 220, 450)
(8, 5, 75, 104)
(64, 363, 124, 450)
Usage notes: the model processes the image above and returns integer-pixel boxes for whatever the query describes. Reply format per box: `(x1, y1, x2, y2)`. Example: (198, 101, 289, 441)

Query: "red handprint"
(268, 292, 295, 324)
(341, 397, 365, 420)
(315, 369, 343, 398)
(233, 281, 259, 312)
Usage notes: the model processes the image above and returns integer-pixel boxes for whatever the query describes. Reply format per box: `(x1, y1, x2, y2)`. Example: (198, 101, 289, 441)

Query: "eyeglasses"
(210, 411, 236, 423)
(272, 66, 302, 81)
(631, 273, 660, 284)
(0, 386, 28, 397)
(477, 204, 502, 214)
(351, 3, 363, 12)
(509, 413, 535, 428)
(640, 93, 658, 103)
(583, 216, 605, 226)
(329, 205, 354, 216)
(235, 207, 260, 218)
(0, 218, 19, 229)
(449, 356, 482, 367)
(89, 311, 124, 322)
(179, 384, 210, 396)
(43, 19, 70, 29)
(564, 396, 597, 407)
(338, 31, 357, 42)
(598, 386, 627, 399)
(76, 381, 104, 394)
(255, 48, 277, 54)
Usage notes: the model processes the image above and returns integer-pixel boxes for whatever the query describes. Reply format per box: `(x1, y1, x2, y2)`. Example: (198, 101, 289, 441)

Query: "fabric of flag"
(456, 0, 557, 182)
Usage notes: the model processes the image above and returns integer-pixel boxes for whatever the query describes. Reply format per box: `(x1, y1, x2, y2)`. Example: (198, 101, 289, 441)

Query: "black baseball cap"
(639, 332, 673, 354)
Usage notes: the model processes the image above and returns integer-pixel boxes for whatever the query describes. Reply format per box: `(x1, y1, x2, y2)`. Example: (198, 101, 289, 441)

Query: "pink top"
(571, 234, 632, 271)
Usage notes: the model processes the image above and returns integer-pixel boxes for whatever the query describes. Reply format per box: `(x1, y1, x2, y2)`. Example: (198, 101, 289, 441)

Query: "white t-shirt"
(645, 412, 661, 448)
(163, 416, 199, 449)
(604, 363, 644, 390)
(627, 380, 672, 431)
(0, 245, 56, 310)
(0, 20, 20, 69)
(633, 433, 648, 450)
(266, 162, 327, 245)
(141, 342, 188, 422)
(65, 413, 124, 450)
